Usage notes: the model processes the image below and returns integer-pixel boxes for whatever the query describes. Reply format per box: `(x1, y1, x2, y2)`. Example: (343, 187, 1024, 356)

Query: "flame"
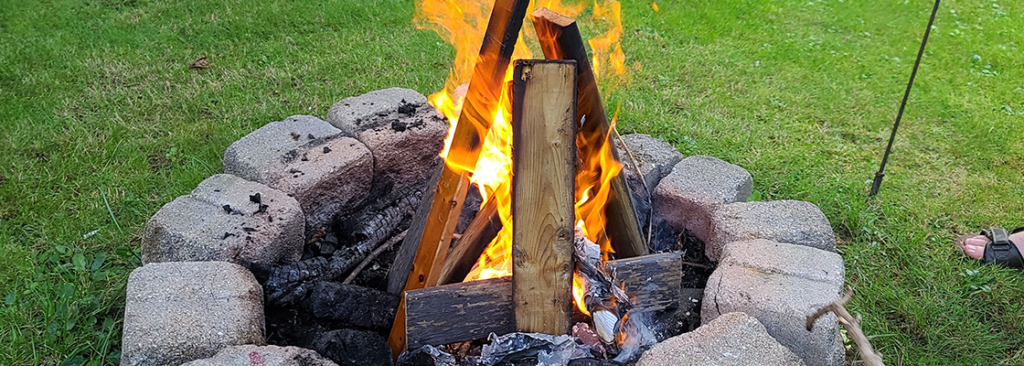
(415, 0, 629, 315)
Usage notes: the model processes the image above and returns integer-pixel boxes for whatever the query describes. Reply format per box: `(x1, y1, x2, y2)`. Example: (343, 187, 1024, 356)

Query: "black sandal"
(980, 226, 1024, 269)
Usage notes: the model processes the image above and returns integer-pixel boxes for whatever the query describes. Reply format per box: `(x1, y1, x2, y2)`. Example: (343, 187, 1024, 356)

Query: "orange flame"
(415, 0, 628, 316)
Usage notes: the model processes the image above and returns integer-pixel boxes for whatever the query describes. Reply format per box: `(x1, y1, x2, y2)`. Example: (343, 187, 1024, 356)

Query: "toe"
(963, 235, 988, 260)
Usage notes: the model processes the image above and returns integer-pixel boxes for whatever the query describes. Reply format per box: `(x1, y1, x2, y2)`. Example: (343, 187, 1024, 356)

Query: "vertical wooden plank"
(532, 8, 648, 258)
(511, 60, 577, 335)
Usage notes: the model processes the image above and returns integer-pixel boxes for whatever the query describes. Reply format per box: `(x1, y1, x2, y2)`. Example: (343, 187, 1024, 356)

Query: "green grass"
(0, 0, 1021, 364)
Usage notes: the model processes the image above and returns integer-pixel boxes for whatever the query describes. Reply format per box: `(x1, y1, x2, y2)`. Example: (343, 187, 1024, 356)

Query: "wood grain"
(405, 277, 514, 349)
(606, 252, 683, 312)
(403, 253, 682, 346)
(510, 59, 578, 335)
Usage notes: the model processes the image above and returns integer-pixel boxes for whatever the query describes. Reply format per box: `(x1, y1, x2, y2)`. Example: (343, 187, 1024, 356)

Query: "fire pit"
(119, 1, 848, 366)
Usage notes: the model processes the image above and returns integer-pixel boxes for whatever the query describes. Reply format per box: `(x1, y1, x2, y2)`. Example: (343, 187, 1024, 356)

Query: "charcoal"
(341, 184, 423, 255)
(311, 329, 393, 366)
(262, 256, 360, 306)
(303, 281, 398, 331)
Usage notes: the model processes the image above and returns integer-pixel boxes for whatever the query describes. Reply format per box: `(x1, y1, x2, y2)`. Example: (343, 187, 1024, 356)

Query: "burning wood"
(438, 189, 502, 285)
(386, 0, 532, 356)
(400, 253, 681, 354)
(572, 227, 629, 343)
(532, 7, 648, 259)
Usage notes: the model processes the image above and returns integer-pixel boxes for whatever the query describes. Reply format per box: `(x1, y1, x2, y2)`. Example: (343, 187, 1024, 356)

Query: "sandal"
(956, 226, 1024, 269)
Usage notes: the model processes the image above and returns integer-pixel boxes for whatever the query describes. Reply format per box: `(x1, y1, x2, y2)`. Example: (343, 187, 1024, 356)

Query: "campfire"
(124, 1, 854, 365)
(383, 0, 681, 362)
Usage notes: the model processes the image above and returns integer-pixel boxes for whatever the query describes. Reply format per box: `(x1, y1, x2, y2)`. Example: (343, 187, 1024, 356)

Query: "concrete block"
(702, 242, 845, 366)
(707, 200, 836, 261)
(181, 345, 338, 366)
(327, 88, 446, 192)
(653, 156, 753, 244)
(142, 174, 303, 268)
(121, 262, 265, 366)
(223, 115, 373, 230)
(638, 312, 806, 366)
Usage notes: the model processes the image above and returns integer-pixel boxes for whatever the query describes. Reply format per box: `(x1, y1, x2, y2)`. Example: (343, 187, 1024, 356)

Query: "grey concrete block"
(223, 115, 373, 230)
(121, 262, 265, 366)
(181, 345, 338, 366)
(707, 200, 836, 261)
(327, 89, 446, 191)
(142, 174, 304, 268)
(719, 239, 845, 287)
(653, 156, 753, 245)
(702, 242, 845, 366)
(638, 312, 806, 366)
(326, 87, 430, 135)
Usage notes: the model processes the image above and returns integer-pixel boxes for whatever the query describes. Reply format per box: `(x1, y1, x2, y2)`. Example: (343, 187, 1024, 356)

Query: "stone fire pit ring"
(122, 87, 846, 366)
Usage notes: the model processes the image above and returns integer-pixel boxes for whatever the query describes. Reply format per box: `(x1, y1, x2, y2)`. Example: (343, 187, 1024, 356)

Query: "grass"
(0, 0, 1020, 364)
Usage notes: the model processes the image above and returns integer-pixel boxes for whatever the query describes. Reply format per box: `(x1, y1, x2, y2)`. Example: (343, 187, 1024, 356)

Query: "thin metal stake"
(870, 0, 941, 197)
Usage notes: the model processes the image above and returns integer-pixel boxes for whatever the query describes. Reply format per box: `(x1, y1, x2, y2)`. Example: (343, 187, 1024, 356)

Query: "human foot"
(958, 227, 1024, 268)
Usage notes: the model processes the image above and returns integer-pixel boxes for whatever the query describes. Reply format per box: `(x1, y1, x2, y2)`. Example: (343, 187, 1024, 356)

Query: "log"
(387, 0, 531, 357)
(532, 8, 647, 259)
(606, 252, 683, 312)
(438, 197, 502, 285)
(510, 60, 578, 335)
(386, 168, 468, 357)
(405, 277, 514, 350)
(403, 253, 681, 348)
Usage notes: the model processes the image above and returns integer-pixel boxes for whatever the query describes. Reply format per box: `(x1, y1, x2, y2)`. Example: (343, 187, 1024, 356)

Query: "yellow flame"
(416, 0, 630, 315)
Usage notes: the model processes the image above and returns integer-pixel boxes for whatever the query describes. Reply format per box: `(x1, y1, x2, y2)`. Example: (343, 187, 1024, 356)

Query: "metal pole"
(870, 0, 941, 197)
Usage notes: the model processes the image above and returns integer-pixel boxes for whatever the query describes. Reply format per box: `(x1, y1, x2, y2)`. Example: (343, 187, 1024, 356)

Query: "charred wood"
(401, 253, 681, 350)
(303, 281, 399, 332)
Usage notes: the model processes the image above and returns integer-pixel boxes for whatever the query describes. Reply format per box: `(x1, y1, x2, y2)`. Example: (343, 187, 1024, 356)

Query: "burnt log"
(262, 186, 420, 306)
(311, 329, 393, 366)
(303, 282, 399, 332)
(402, 253, 682, 349)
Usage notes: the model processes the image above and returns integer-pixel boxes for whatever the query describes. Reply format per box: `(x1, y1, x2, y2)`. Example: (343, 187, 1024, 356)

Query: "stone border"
(123, 88, 846, 366)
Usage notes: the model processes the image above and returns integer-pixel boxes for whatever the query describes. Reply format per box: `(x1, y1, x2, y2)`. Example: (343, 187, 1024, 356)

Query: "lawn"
(0, 0, 1021, 365)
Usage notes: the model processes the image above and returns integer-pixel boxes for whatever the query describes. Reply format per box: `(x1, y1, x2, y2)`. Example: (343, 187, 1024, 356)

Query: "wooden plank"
(438, 197, 502, 285)
(531, 8, 647, 259)
(386, 166, 443, 295)
(406, 277, 514, 349)
(403, 253, 681, 347)
(510, 59, 577, 335)
(606, 252, 683, 312)
(388, 0, 531, 357)
(387, 168, 469, 358)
